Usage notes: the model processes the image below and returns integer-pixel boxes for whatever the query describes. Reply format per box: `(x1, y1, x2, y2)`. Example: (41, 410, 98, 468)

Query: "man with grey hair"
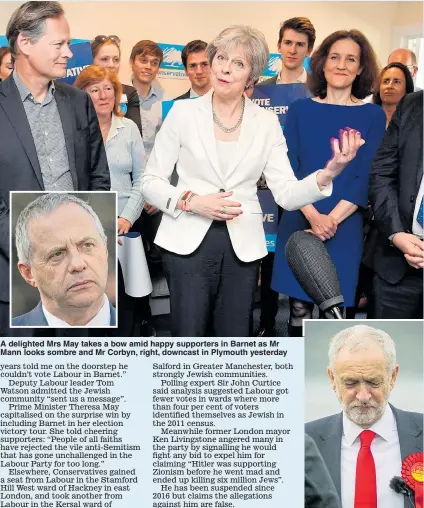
(388, 48, 421, 90)
(306, 324, 423, 508)
(0, 1, 110, 335)
(12, 194, 115, 327)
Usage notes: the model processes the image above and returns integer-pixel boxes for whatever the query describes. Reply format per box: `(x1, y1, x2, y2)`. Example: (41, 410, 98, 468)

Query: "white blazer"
(141, 91, 332, 262)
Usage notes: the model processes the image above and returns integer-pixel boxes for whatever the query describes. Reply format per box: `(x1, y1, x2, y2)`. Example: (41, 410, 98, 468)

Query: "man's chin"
(66, 289, 103, 309)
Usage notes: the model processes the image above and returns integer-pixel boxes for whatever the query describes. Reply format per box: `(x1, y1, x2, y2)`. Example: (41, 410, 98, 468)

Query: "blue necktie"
(417, 195, 424, 228)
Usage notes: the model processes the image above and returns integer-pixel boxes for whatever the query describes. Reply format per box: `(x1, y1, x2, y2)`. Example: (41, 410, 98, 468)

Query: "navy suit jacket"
(12, 300, 116, 327)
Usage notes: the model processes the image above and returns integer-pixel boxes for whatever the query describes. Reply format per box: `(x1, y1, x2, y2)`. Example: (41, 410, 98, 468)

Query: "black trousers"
(162, 222, 259, 337)
(259, 252, 279, 329)
(370, 268, 423, 319)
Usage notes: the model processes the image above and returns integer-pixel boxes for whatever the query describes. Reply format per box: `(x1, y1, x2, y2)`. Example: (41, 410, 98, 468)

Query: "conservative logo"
(158, 43, 186, 80)
(263, 53, 282, 77)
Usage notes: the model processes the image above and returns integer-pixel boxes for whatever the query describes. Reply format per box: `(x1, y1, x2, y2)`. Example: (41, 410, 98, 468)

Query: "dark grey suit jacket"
(306, 404, 423, 508)
(12, 300, 116, 327)
(305, 433, 342, 508)
(369, 90, 423, 284)
(0, 74, 110, 318)
(258, 76, 278, 86)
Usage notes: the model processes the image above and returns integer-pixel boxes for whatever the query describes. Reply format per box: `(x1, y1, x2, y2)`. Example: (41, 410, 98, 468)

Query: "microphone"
(285, 231, 344, 319)
(390, 476, 415, 507)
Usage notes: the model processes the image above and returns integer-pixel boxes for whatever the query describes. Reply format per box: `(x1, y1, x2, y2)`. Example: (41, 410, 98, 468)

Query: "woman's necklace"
(212, 93, 245, 133)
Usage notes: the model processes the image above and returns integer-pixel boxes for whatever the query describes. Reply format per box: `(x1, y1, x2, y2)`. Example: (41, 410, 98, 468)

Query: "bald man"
(388, 48, 420, 89)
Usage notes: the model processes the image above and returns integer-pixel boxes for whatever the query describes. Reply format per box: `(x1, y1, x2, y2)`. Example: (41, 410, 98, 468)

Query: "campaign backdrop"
(251, 83, 310, 129)
(157, 42, 310, 81)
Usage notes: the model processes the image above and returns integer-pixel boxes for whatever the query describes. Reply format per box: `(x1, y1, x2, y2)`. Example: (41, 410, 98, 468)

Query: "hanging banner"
(157, 43, 187, 80)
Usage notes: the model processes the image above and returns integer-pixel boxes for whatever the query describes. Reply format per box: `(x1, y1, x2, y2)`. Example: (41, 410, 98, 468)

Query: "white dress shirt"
(412, 175, 424, 238)
(276, 67, 307, 85)
(42, 294, 111, 327)
(341, 405, 403, 508)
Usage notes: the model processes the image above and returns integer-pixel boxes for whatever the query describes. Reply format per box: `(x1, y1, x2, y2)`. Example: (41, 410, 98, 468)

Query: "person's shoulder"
(399, 90, 423, 111)
(12, 303, 44, 326)
(122, 83, 137, 96)
(55, 81, 87, 100)
(258, 76, 278, 86)
(392, 405, 423, 430)
(305, 412, 340, 434)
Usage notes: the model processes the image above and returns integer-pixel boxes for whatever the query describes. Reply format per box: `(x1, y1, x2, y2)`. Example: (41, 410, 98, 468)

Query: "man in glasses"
(0, 1, 110, 337)
(388, 48, 421, 91)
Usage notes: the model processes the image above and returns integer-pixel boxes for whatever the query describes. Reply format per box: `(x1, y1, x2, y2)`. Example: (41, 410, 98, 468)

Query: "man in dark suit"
(174, 40, 211, 101)
(369, 90, 423, 318)
(0, 2, 110, 336)
(305, 434, 342, 508)
(306, 324, 423, 508)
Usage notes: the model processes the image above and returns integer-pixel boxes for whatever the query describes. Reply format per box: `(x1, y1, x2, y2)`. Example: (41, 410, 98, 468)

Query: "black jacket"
(369, 90, 423, 283)
(174, 89, 191, 101)
(122, 83, 143, 137)
(0, 73, 110, 305)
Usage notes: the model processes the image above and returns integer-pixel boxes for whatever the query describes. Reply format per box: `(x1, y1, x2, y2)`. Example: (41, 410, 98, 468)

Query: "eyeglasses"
(94, 35, 121, 46)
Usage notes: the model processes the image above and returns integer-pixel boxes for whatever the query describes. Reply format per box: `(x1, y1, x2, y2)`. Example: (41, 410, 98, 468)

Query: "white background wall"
(0, 1, 422, 97)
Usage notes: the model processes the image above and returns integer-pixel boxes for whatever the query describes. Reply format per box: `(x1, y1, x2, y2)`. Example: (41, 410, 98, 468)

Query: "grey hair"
(206, 25, 269, 87)
(328, 325, 396, 374)
(15, 193, 107, 265)
(6, 1, 65, 59)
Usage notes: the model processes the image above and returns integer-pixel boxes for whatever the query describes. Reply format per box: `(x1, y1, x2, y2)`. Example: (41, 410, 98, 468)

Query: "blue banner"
(57, 41, 93, 85)
(251, 83, 310, 130)
(258, 189, 278, 252)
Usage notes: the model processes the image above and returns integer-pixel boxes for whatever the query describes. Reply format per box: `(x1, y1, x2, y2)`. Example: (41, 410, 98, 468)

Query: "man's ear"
(327, 366, 337, 392)
(16, 33, 33, 58)
(17, 262, 37, 288)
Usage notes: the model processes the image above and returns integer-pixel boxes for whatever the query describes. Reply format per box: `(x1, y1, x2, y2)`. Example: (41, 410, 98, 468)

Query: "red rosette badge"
(402, 452, 424, 508)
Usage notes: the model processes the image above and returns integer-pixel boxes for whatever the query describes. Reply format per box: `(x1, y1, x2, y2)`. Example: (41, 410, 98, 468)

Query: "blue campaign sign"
(251, 83, 310, 129)
(0, 35, 7, 47)
(263, 53, 281, 77)
(258, 189, 278, 252)
(158, 43, 186, 79)
(57, 41, 93, 86)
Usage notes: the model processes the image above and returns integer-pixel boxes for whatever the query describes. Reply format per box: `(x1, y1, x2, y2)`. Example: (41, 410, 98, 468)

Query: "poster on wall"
(157, 43, 187, 80)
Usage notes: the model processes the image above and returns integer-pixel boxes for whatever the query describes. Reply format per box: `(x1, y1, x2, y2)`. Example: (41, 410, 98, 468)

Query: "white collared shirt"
(341, 405, 403, 508)
(42, 294, 111, 327)
(276, 67, 307, 85)
(189, 88, 199, 99)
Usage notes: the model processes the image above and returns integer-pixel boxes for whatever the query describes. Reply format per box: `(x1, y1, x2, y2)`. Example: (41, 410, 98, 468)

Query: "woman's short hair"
(206, 25, 269, 87)
(373, 62, 414, 105)
(0, 47, 11, 67)
(74, 65, 123, 118)
(308, 29, 379, 100)
(91, 36, 121, 60)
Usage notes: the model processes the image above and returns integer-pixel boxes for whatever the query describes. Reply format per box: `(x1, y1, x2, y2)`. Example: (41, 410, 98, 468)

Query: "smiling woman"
(141, 25, 367, 337)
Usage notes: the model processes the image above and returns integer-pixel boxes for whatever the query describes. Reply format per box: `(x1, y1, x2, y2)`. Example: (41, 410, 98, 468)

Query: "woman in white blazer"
(140, 25, 365, 337)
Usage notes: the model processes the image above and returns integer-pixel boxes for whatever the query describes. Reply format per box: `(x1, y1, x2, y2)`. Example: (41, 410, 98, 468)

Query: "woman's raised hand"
(325, 127, 366, 177)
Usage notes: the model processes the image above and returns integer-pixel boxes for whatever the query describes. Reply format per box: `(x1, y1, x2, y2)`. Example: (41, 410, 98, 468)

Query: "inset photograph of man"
(304, 320, 423, 508)
(10, 192, 117, 328)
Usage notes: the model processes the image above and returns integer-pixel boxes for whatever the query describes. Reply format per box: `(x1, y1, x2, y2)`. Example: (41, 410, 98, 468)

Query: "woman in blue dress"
(271, 30, 386, 335)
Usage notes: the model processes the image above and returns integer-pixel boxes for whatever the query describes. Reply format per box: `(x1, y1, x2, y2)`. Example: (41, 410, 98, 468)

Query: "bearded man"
(305, 325, 423, 508)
